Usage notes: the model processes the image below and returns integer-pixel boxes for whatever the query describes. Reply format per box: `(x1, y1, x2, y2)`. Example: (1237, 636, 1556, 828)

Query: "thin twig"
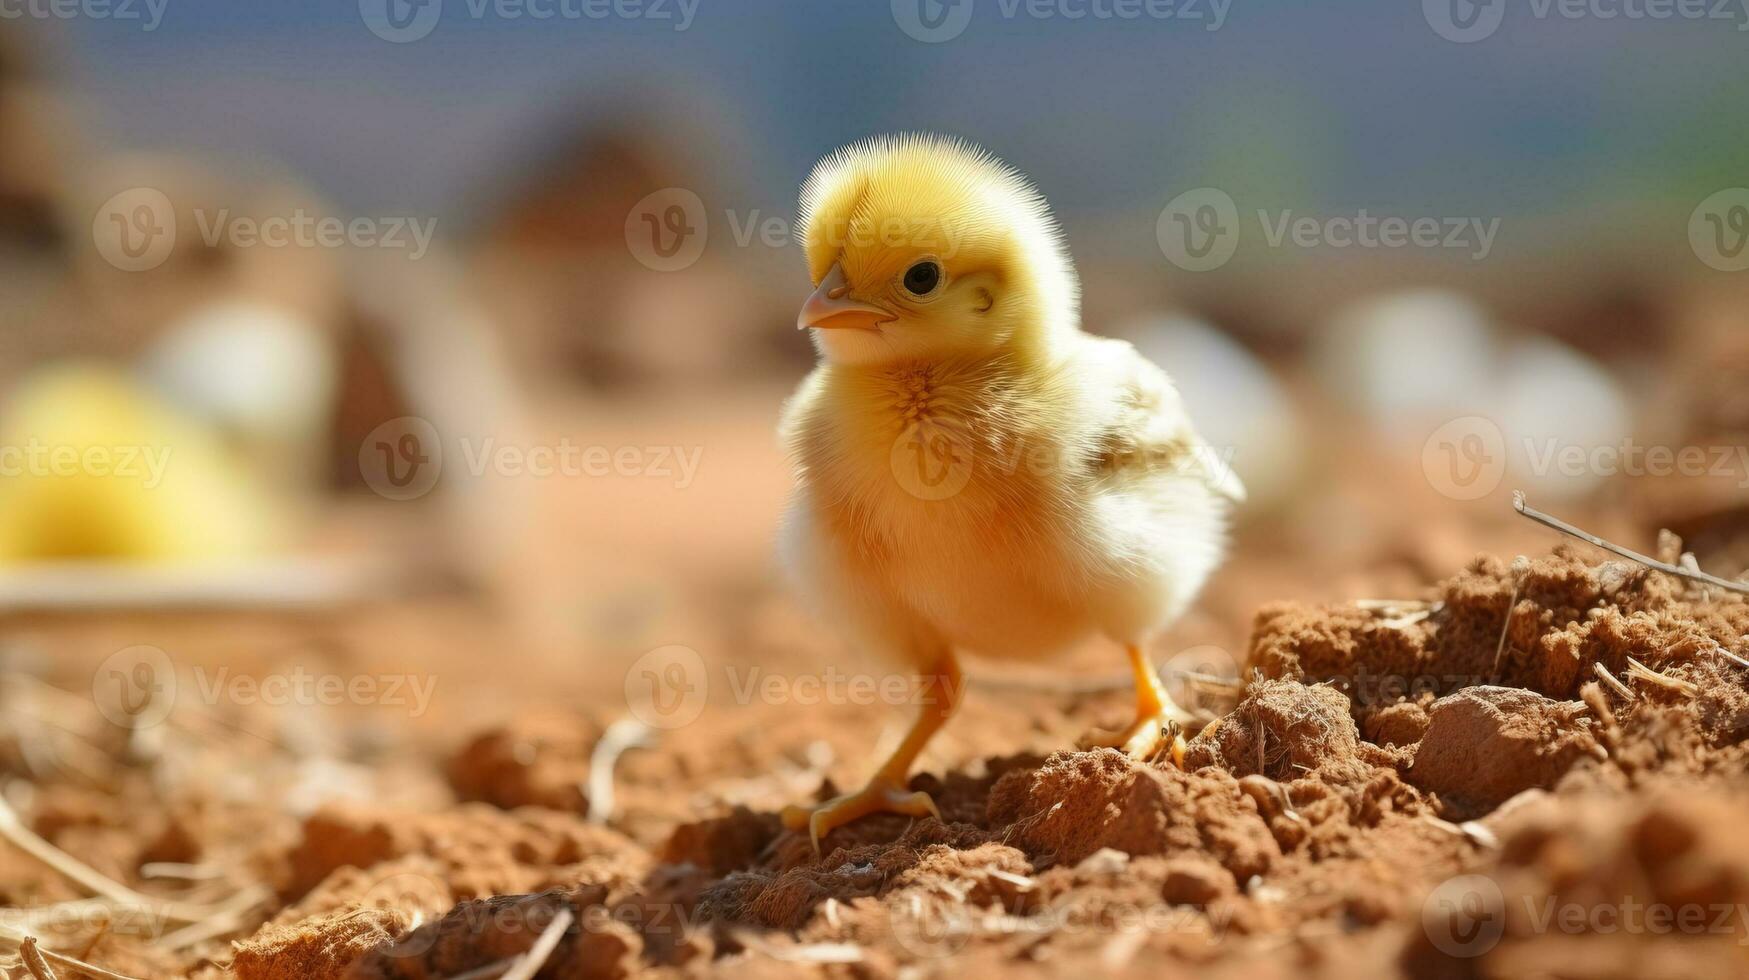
(1592, 663, 1636, 702)
(1492, 556, 1526, 679)
(1513, 492, 1749, 595)
(499, 907, 572, 980)
(1625, 657, 1698, 697)
(584, 719, 653, 826)
(443, 962, 511, 980)
(0, 927, 145, 980)
(0, 794, 258, 928)
(33, 948, 145, 980)
(20, 937, 59, 980)
(155, 885, 272, 951)
(0, 796, 214, 925)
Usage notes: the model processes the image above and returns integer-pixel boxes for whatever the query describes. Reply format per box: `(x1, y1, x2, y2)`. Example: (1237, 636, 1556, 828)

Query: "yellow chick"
(0, 364, 285, 564)
(778, 135, 1244, 848)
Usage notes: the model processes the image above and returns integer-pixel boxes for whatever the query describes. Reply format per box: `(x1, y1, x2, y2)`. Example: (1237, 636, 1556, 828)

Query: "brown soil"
(4, 539, 1748, 978)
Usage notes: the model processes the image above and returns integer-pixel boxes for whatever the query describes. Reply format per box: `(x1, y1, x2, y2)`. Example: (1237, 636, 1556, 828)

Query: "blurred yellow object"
(0, 364, 285, 564)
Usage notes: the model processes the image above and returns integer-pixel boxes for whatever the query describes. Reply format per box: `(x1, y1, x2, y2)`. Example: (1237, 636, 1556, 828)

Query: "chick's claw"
(1080, 715, 1188, 767)
(781, 781, 941, 855)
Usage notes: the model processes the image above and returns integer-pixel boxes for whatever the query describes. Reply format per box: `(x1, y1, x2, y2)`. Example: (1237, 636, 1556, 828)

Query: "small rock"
(1406, 686, 1599, 819)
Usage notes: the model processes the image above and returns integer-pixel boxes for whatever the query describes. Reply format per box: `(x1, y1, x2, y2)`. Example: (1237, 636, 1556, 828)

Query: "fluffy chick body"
(781, 339, 1234, 666)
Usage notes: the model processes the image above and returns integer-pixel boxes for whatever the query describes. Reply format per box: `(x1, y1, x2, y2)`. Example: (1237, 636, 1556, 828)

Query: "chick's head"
(796, 134, 1079, 366)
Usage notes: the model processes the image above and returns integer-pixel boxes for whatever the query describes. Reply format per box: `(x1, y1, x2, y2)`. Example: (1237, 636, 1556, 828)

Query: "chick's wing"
(1078, 337, 1246, 503)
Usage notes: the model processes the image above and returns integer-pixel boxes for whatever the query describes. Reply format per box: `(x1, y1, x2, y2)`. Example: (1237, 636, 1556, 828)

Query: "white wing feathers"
(1086, 338, 1246, 504)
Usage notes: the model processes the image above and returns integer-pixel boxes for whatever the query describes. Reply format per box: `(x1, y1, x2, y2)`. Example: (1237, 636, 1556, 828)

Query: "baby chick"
(778, 135, 1244, 849)
(0, 364, 286, 564)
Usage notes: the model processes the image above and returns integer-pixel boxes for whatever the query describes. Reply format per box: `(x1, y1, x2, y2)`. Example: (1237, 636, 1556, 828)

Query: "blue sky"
(26, 0, 1749, 237)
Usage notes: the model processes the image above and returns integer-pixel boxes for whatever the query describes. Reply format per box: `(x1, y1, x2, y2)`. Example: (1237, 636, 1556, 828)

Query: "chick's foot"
(1079, 642, 1192, 765)
(1079, 713, 1187, 766)
(781, 780, 941, 855)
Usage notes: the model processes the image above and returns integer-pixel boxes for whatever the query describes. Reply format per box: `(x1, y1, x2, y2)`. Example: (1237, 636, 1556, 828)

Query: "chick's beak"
(797, 263, 894, 331)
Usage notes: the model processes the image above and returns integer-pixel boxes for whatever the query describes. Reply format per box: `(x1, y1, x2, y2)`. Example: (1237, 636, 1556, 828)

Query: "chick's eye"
(902, 260, 942, 296)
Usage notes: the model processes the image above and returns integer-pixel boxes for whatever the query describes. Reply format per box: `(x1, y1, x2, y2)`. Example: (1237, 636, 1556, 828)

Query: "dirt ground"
(1, 397, 1747, 979)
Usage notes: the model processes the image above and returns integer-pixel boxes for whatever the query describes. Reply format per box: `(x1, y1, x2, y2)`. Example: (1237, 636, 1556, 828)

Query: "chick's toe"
(782, 781, 941, 856)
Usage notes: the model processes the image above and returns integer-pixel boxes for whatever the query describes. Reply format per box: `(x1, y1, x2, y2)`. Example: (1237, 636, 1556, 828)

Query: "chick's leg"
(1079, 643, 1190, 766)
(782, 652, 962, 854)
